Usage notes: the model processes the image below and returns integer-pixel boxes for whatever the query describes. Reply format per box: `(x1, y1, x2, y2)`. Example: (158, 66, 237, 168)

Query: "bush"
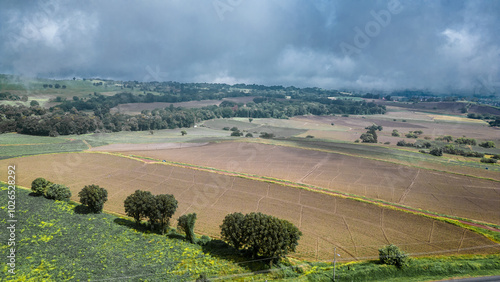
(230, 127, 238, 131)
(245, 133, 253, 137)
(46, 184, 72, 201)
(455, 137, 477, 146)
(31, 177, 52, 196)
(379, 244, 409, 269)
(384, 142, 390, 145)
(406, 132, 418, 138)
(391, 130, 400, 137)
(479, 141, 496, 148)
(178, 213, 197, 243)
(306, 135, 314, 138)
(197, 235, 211, 246)
(78, 184, 108, 213)
(230, 130, 243, 137)
(260, 132, 274, 139)
(222, 127, 230, 131)
(430, 147, 443, 156)
(480, 158, 497, 164)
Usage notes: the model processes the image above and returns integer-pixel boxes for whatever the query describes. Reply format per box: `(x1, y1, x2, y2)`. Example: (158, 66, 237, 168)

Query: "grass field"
(0, 183, 251, 281)
(1, 153, 498, 262)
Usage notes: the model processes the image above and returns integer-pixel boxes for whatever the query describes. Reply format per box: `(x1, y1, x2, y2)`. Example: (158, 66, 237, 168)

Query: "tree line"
(0, 94, 386, 136)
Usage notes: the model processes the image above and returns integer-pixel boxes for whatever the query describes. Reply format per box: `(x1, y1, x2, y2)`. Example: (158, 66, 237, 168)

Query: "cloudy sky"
(1, 0, 499, 93)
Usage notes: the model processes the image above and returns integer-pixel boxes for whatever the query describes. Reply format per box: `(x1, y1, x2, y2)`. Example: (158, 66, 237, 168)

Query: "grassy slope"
(0, 184, 248, 281)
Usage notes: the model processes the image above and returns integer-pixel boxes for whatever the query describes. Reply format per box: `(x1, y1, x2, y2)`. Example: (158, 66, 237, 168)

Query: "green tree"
(220, 212, 246, 250)
(360, 133, 376, 143)
(379, 244, 409, 268)
(479, 141, 495, 148)
(78, 184, 108, 213)
(242, 212, 302, 264)
(153, 194, 178, 234)
(245, 133, 253, 137)
(124, 190, 155, 225)
(30, 100, 40, 107)
(391, 129, 400, 137)
(31, 177, 52, 196)
(46, 184, 72, 201)
(181, 130, 187, 136)
(430, 147, 443, 156)
(178, 213, 197, 243)
(442, 135, 453, 142)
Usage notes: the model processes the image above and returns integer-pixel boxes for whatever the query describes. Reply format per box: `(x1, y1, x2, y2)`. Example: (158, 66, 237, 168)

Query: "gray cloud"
(1, 0, 499, 93)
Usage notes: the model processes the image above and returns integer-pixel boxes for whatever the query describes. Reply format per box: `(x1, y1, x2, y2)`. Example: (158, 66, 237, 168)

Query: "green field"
(0, 184, 250, 281)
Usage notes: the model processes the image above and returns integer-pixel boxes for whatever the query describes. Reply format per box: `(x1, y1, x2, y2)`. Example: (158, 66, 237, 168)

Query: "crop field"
(1, 152, 499, 261)
(112, 142, 500, 225)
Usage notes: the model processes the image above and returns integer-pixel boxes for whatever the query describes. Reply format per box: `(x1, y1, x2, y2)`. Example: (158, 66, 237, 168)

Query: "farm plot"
(1, 152, 498, 261)
(113, 142, 500, 225)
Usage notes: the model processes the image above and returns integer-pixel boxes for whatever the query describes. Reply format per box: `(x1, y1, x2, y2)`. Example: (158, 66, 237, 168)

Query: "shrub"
(379, 244, 409, 269)
(259, 132, 274, 139)
(354, 139, 360, 143)
(391, 130, 400, 137)
(197, 235, 211, 246)
(222, 127, 230, 131)
(231, 130, 243, 137)
(479, 141, 496, 148)
(414, 130, 423, 135)
(480, 158, 497, 164)
(455, 137, 477, 146)
(31, 177, 52, 196)
(78, 184, 108, 213)
(422, 142, 432, 148)
(430, 147, 443, 156)
(402, 119, 407, 122)
(306, 135, 314, 138)
(230, 127, 238, 131)
(406, 132, 418, 138)
(384, 142, 391, 145)
(245, 133, 253, 137)
(342, 114, 349, 117)
(178, 213, 197, 243)
(46, 184, 72, 201)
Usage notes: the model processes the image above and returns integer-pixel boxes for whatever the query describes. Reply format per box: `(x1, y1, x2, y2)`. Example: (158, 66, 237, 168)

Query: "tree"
(391, 129, 400, 137)
(379, 244, 409, 268)
(178, 213, 197, 243)
(442, 135, 453, 142)
(153, 194, 178, 234)
(249, 118, 253, 123)
(220, 212, 246, 250)
(245, 133, 253, 137)
(46, 184, 72, 201)
(360, 133, 376, 143)
(479, 141, 496, 148)
(220, 212, 302, 264)
(181, 130, 187, 136)
(31, 177, 52, 196)
(30, 100, 40, 107)
(54, 83, 61, 89)
(429, 147, 443, 156)
(231, 130, 242, 137)
(78, 184, 108, 213)
(124, 190, 155, 225)
(243, 213, 302, 263)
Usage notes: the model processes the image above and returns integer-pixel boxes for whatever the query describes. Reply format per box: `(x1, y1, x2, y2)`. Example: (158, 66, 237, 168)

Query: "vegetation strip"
(90, 151, 500, 242)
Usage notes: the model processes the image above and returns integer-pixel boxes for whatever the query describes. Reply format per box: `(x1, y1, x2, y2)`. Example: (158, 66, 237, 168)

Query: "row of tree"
(31, 178, 108, 213)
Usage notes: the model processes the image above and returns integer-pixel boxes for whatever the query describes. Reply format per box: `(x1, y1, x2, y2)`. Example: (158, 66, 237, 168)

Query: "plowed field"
(110, 142, 500, 225)
(1, 153, 498, 261)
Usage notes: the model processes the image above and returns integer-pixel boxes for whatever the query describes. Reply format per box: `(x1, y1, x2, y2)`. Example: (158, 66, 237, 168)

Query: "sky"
(1, 0, 499, 93)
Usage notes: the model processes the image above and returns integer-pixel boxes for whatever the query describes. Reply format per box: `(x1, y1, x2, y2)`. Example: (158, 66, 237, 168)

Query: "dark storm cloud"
(1, 0, 499, 93)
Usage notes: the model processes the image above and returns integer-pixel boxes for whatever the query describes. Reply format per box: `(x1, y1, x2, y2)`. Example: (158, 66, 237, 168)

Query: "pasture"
(1, 152, 498, 261)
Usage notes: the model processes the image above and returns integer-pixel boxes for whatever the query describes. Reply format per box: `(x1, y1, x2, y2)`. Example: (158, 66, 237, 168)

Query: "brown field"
(1, 152, 498, 261)
(111, 142, 500, 225)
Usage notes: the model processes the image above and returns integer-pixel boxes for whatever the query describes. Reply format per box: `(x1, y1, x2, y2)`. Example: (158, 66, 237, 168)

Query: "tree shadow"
(74, 205, 93, 214)
(201, 240, 270, 272)
(113, 218, 155, 233)
(28, 192, 43, 197)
